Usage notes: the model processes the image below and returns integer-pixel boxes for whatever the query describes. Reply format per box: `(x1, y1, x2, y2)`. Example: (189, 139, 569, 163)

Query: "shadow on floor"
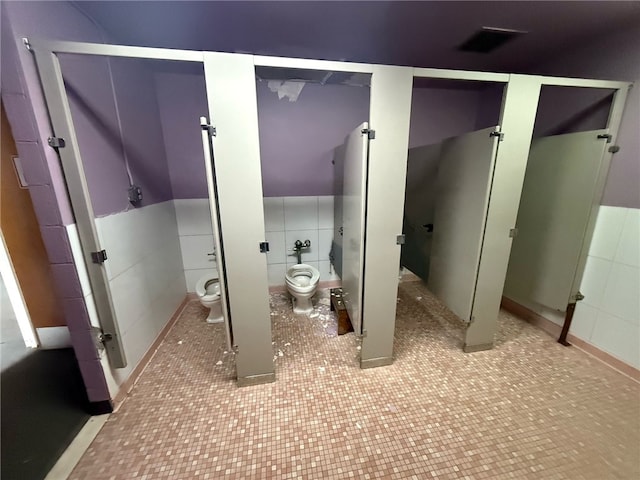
(1, 348, 90, 480)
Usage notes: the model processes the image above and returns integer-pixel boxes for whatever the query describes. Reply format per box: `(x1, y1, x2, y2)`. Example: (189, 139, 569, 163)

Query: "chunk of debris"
(416, 296, 422, 301)
(355, 422, 362, 429)
(387, 404, 398, 413)
(319, 366, 325, 373)
(356, 346, 361, 351)
(215, 360, 223, 366)
(178, 340, 183, 345)
(309, 311, 320, 318)
(284, 342, 291, 347)
(278, 350, 284, 357)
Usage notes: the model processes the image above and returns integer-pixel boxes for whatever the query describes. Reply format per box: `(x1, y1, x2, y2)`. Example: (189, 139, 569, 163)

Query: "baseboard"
(237, 372, 276, 387)
(36, 326, 72, 349)
(463, 342, 494, 353)
(112, 295, 191, 409)
(501, 296, 640, 383)
(87, 400, 113, 415)
(361, 356, 393, 369)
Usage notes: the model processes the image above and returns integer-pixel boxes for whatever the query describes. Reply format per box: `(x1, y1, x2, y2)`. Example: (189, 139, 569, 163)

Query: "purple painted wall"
(529, 23, 640, 209)
(256, 81, 369, 197)
(60, 54, 172, 216)
(108, 57, 173, 210)
(409, 88, 488, 149)
(1, 0, 112, 403)
(154, 72, 209, 199)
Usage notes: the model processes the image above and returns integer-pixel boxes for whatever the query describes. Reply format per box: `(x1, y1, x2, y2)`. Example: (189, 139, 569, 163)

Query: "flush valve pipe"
(292, 239, 311, 264)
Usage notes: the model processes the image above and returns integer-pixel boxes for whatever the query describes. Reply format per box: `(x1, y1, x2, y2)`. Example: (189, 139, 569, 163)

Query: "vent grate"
(458, 27, 527, 53)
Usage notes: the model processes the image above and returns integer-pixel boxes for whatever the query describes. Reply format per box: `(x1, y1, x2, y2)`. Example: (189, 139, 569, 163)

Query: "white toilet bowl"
(196, 274, 223, 323)
(285, 264, 320, 314)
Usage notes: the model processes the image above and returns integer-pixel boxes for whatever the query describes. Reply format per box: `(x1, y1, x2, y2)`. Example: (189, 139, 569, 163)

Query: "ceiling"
(73, 1, 640, 72)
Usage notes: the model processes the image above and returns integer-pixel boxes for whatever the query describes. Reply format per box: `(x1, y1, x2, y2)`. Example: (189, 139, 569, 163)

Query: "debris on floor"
(387, 404, 398, 413)
(277, 350, 284, 357)
(416, 296, 422, 301)
(177, 341, 183, 345)
(319, 366, 325, 373)
(215, 360, 223, 366)
(284, 342, 291, 347)
(355, 422, 362, 429)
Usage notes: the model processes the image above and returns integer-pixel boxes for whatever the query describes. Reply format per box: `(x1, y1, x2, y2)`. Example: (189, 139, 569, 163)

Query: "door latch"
(259, 242, 269, 253)
(91, 250, 108, 264)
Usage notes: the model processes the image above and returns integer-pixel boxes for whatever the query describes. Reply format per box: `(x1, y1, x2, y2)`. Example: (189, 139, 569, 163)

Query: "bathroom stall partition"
(30, 41, 269, 389)
(31, 38, 631, 393)
(341, 122, 371, 336)
(504, 130, 610, 311)
(404, 126, 501, 323)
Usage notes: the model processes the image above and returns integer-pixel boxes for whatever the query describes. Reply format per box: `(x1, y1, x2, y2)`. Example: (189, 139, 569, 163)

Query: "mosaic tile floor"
(70, 282, 640, 479)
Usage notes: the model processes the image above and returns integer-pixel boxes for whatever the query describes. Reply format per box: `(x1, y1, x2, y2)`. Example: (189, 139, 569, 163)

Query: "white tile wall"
(570, 206, 640, 368)
(173, 196, 339, 289)
(174, 199, 218, 291)
(264, 196, 339, 286)
(69, 201, 187, 395)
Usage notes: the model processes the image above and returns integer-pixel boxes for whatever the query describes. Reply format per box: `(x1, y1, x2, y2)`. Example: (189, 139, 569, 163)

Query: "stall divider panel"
(428, 126, 500, 322)
(341, 122, 370, 336)
(199, 118, 233, 351)
(203, 52, 274, 386)
(466, 75, 541, 352)
(503, 130, 610, 310)
(360, 66, 413, 368)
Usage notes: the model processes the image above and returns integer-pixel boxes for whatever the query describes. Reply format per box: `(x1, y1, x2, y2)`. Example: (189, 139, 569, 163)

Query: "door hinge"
(362, 128, 376, 140)
(489, 131, 504, 141)
(259, 242, 270, 253)
(396, 234, 406, 245)
(597, 134, 612, 143)
(90, 326, 113, 353)
(200, 117, 217, 137)
(48, 137, 66, 148)
(91, 249, 108, 264)
(509, 228, 518, 238)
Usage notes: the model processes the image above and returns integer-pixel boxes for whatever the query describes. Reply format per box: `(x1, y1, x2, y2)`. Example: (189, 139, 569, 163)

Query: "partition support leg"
(558, 302, 576, 346)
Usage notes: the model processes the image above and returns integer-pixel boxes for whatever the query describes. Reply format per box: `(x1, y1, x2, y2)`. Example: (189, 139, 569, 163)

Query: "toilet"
(196, 274, 223, 323)
(285, 264, 320, 314)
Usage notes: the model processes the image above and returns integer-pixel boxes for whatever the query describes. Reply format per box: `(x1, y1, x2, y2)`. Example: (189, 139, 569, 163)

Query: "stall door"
(341, 123, 370, 335)
(200, 117, 233, 350)
(428, 126, 500, 321)
(504, 130, 609, 310)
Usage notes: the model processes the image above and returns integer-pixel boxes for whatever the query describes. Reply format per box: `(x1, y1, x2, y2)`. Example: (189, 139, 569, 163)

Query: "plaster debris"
(278, 350, 284, 357)
(223, 351, 228, 355)
(267, 80, 305, 102)
(387, 404, 398, 413)
(356, 346, 361, 351)
(355, 422, 362, 429)
(215, 361, 223, 366)
(309, 311, 320, 318)
(319, 367, 325, 373)
(284, 343, 291, 347)
(270, 311, 277, 316)
(416, 296, 422, 301)
(177, 341, 183, 345)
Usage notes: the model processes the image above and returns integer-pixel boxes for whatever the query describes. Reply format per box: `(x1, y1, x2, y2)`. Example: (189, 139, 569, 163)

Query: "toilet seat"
(285, 264, 320, 292)
(196, 276, 220, 303)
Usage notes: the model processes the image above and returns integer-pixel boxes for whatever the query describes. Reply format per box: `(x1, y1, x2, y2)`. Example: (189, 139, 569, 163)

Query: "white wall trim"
(0, 232, 38, 348)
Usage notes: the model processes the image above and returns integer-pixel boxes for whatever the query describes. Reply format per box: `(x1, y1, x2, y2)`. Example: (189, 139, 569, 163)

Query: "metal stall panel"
(203, 53, 274, 386)
(360, 66, 413, 368)
(504, 130, 609, 310)
(466, 75, 541, 352)
(341, 123, 370, 336)
(428, 126, 500, 322)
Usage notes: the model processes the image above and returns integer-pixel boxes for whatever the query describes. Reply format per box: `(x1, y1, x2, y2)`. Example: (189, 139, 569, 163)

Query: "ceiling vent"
(457, 27, 527, 53)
